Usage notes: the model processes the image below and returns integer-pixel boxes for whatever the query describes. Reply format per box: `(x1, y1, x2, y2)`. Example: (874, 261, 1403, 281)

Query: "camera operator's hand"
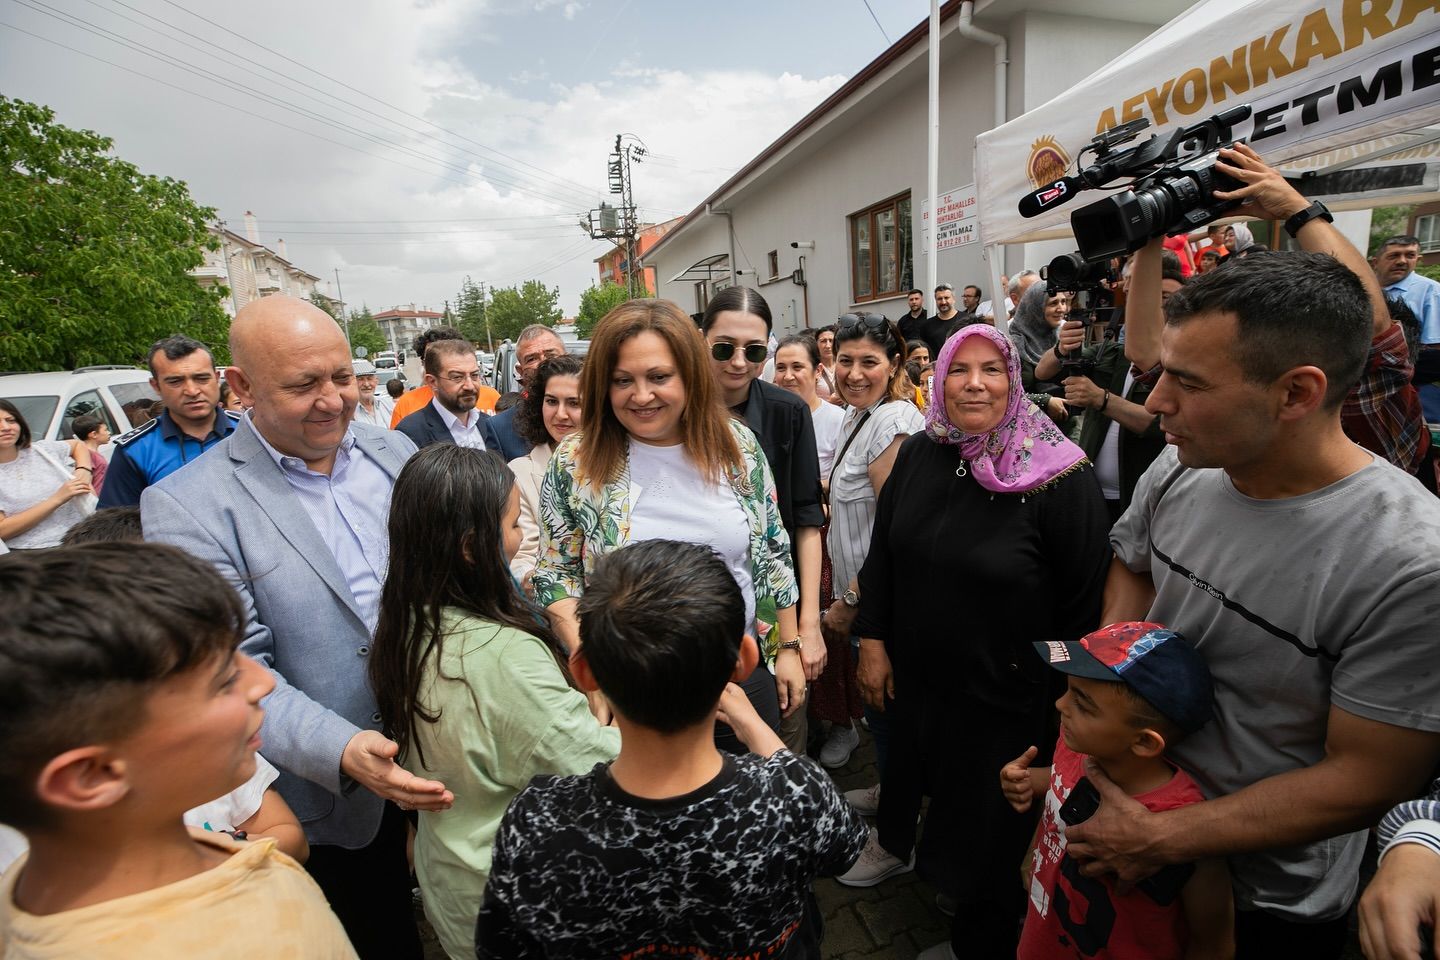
(1215, 142, 1388, 334)
(1064, 376, 1107, 411)
(1212, 143, 1309, 222)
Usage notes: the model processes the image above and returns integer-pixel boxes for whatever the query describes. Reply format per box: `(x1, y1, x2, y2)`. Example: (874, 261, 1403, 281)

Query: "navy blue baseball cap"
(1033, 622, 1214, 735)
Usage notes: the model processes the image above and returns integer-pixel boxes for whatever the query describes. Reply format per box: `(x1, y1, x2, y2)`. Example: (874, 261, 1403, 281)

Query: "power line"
(0, 17, 536, 197)
(6, 0, 594, 210)
(248, 215, 578, 225)
(84, 0, 601, 207)
(861, 0, 891, 44)
(150, 0, 606, 200)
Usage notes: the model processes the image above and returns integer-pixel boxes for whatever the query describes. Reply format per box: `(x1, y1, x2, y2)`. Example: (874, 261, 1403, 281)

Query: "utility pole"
(584, 134, 646, 298)
(333, 268, 351, 350)
(479, 280, 492, 352)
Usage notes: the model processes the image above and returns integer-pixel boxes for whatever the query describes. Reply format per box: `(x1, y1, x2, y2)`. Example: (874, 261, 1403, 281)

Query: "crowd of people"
(2, 145, 1439, 960)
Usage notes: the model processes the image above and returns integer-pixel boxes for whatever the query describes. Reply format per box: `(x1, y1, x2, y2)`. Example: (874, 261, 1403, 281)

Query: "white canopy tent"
(975, 0, 1440, 252)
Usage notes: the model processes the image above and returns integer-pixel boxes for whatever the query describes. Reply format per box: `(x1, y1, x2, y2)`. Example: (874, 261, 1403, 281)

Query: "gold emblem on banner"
(1027, 136, 1071, 189)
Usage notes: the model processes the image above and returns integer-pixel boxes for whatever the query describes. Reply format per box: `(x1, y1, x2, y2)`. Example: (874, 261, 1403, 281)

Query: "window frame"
(849, 191, 913, 304)
(1417, 214, 1440, 253)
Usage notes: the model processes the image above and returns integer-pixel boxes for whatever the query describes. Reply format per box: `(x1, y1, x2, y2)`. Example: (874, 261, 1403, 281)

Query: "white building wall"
(649, 5, 1198, 327)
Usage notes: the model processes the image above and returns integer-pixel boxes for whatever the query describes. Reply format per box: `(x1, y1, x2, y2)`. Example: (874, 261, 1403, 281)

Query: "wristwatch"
(778, 638, 803, 653)
(842, 588, 860, 608)
(1283, 200, 1333, 238)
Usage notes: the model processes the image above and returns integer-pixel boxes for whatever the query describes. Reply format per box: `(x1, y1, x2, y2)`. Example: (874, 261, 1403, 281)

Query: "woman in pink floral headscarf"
(836, 324, 1111, 958)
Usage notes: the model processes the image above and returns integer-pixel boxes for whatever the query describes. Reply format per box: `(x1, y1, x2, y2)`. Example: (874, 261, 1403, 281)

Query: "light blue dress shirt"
(248, 414, 394, 631)
(1386, 270, 1440, 345)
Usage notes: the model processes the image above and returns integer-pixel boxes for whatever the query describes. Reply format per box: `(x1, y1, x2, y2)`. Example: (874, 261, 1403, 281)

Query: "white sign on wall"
(920, 184, 979, 254)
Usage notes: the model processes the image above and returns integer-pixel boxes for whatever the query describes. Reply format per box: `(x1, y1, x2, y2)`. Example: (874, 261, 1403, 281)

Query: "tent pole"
(926, 0, 940, 308)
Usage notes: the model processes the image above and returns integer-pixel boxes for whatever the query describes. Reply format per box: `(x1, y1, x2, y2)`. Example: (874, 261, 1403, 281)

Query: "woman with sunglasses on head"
(507, 354, 584, 589)
(772, 332, 861, 767)
(533, 299, 803, 748)
(835, 325, 1108, 960)
(701, 287, 826, 756)
(819, 314, 925, 789)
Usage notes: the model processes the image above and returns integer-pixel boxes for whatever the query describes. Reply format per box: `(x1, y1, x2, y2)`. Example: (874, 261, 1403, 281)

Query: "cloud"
(0, 0, 849, 317)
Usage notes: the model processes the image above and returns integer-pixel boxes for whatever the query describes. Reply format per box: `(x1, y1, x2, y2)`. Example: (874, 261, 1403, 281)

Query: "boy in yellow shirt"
(0, 542, 355, 959)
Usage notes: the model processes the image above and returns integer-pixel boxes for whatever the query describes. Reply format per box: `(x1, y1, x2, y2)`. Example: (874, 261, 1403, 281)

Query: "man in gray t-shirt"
(1064, 146, 1440, 959)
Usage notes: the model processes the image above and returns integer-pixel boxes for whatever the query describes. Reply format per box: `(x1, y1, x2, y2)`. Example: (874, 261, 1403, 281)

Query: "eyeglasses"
(710, 341, 768, 364)
(836, 313, 890, 337)
(442, 372, 482, 385)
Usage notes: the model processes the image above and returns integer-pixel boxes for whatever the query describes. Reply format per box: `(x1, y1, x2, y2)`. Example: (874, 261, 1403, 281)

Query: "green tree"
(575, 280, 636, 339)
(0, 96, 229, 370)
(1368, 205, 1415, 258)
(487, 279, 562, 342)
(347, 305, 388, 358)
(454, 275, 491, 349)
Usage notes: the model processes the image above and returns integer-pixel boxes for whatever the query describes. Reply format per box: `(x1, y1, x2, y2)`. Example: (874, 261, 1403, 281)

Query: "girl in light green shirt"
(371, 445, 619, 960)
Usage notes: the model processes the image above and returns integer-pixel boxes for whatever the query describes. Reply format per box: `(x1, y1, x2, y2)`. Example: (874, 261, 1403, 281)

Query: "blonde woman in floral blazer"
(531, 299, 805, 741)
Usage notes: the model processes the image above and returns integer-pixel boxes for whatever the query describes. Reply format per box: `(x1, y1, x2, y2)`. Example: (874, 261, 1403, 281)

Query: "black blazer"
(395, 402, 504, 454)
(737, 379, 825, 554)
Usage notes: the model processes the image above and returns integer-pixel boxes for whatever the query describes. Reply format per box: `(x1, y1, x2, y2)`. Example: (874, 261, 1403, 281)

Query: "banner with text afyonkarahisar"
(976, 0, 1440, 246)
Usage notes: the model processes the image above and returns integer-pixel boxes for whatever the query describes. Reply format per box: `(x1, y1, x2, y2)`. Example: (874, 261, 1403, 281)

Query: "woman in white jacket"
(507, 354, 583, 588)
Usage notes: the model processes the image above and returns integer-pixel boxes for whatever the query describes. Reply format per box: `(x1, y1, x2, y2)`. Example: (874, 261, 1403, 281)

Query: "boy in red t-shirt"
(1001, 622, 1233, 960)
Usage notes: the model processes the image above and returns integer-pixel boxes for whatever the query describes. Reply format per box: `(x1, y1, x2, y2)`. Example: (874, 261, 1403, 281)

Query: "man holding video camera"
(1069, 143, 1440, 959)
(1031, 242, 1182, 521)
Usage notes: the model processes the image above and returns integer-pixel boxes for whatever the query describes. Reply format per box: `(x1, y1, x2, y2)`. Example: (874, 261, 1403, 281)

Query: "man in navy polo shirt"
(98, 335, 239, 507)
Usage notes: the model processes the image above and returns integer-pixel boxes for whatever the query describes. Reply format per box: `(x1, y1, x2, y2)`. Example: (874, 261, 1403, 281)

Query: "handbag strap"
(828, 406, 876, 493)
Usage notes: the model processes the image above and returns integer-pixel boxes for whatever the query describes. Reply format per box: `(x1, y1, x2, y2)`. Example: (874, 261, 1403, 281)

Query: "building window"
(1418, 214, 1440, 253)
(767, 250, 779, 280)
(850, 193, 912, 303)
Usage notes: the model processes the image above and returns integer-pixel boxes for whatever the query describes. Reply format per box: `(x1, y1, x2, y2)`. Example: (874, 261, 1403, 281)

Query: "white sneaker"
(819, 721, 860, 769)
(836, 827, 913, 888)
(915, 942, 958, 960)
(843, 782, 880, 816)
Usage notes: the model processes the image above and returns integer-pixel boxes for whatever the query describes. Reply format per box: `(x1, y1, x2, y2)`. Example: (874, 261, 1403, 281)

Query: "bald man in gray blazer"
(143, 296, 449, 959)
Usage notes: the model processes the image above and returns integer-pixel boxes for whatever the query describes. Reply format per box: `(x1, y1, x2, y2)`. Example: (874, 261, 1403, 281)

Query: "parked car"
(0, 367, 159, 456)
(373, 352, 398, 370)
(376, 368, 407, 390)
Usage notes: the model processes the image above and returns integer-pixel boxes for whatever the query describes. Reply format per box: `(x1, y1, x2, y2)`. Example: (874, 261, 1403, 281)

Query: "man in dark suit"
(395, 338, 503, 452)
(485, 324, 568, 460)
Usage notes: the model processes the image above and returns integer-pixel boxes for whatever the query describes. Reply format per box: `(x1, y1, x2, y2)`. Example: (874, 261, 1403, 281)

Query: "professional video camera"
(1018, 105, 1253, 262)
(1042, 253, 1117, 375)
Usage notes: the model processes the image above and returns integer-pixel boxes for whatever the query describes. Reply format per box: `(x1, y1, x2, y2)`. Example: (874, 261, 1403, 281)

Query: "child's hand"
(716, 682, 761, 732)
(1001, 745, 1040, 812)
(717, 683, 785, 757)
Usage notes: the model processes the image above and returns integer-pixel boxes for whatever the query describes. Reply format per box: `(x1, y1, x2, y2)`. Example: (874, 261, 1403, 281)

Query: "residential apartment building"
(191, 212, 339, 317)
(374, 305, 445, 354)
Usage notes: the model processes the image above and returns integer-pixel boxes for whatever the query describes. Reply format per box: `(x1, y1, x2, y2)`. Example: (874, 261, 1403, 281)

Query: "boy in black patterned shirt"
(476, 540, 867, 959)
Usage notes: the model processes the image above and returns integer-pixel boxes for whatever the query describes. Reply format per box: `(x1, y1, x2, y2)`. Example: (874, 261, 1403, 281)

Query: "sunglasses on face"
(836, 313, 890, 336)
(711, 341, 768, 364)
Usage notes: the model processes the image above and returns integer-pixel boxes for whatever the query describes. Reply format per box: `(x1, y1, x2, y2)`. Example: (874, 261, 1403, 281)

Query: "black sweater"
(855, 433, 1110, 719)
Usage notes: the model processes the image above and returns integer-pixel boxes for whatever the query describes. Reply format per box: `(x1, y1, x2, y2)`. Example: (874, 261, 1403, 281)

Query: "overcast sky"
(1, 0, 935, 316)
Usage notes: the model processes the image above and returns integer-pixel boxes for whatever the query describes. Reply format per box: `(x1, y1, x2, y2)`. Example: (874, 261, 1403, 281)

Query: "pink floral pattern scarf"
(923, 324, 1087, 494)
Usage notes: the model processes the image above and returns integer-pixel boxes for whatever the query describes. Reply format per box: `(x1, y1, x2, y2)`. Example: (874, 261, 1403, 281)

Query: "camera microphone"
(1018, 175, 1084, 219)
